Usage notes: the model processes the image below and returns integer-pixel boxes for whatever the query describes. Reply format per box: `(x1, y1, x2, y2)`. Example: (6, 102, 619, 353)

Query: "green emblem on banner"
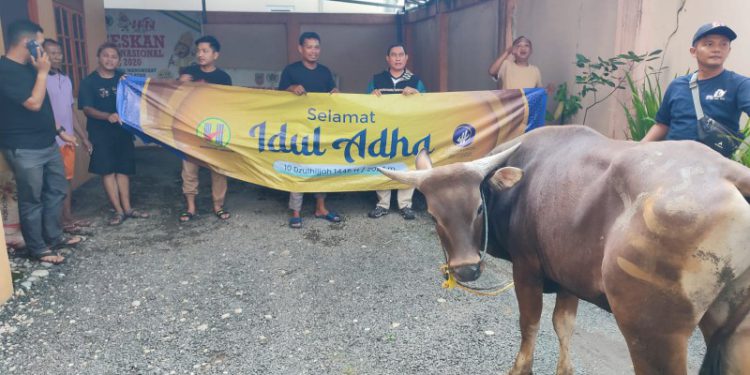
(196, 117, 231, 147)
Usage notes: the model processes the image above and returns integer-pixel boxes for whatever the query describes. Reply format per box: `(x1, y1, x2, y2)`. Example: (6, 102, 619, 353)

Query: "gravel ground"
(1, 147, 706, 375)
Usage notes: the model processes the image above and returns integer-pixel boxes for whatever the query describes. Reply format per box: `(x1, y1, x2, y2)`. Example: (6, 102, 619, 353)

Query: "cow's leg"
(698, 272, 750, 375)
(552, 290, 578, 375)
(617, 320, 690, 375)
(508, 266, 543, 375)
(724, 318, 750, 374)
(602, 257, 694, 375)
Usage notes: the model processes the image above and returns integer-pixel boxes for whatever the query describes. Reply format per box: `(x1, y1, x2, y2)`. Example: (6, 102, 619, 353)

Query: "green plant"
(546, 82, 582, 125)
(733, 118, 750, 167)
(547, 50, 662, 125)
(575, 50, 662, 124)
(622, 69, 663, 141)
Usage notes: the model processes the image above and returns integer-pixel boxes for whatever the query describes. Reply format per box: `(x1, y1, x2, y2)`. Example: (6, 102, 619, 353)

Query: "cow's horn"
(377, 168, 430, 188)
(472, 142, 521, 176)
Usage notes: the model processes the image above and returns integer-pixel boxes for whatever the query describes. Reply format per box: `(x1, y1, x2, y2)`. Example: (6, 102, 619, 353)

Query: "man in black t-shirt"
(178, 35, 232, 222)
(79, 42, 150, 226)
(0, 20, 83, 264)
(278, 32, 342, 229)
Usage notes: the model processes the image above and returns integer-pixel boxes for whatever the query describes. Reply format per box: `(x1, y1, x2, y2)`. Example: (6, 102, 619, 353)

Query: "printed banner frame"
(118, 77, 546, 192)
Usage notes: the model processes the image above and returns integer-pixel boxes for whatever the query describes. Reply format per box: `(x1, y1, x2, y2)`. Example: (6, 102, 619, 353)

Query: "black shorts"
(88, 124, 135, 175)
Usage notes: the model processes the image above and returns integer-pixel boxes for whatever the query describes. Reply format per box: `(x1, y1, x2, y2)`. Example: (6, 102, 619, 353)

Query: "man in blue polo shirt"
(643, 22, 750, 149)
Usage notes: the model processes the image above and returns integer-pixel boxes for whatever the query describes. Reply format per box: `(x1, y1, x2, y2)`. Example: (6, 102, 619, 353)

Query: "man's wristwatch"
(56, 127, 65, 135)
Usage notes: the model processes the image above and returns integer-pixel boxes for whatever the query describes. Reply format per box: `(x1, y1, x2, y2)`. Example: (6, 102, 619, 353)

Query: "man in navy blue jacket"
(643, 23, 750, 146)
(366, 44, 426, 220)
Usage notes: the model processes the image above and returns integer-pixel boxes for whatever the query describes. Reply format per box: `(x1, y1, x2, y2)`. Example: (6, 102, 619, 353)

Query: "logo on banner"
(453, 124, 476, 147)
(196, 117, 231, 147)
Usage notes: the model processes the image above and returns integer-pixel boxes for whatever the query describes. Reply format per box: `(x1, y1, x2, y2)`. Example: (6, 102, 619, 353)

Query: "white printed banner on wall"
(105, 9, 202, 79)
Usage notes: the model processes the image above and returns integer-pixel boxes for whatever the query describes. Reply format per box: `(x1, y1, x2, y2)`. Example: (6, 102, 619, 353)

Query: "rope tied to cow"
(437, 188, 514, 297)
(440, 264, 515, 297)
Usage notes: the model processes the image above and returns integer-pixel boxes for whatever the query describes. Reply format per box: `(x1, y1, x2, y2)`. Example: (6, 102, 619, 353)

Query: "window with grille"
(54, 2, 88, 95)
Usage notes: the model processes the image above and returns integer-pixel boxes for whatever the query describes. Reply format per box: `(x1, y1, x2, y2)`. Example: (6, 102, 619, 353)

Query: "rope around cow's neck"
(439, 188, 514, 297)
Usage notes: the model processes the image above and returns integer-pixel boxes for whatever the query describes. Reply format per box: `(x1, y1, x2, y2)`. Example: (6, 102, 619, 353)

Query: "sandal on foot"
(32, 250, 65, 264)
(109, 212, 126, 226)
(52, 234, 85, 250)
(289, 217, 302, 229)
(63, 223, 83, 234)
(125, 209, 150, 219)
(314, 212, 342, 223)
(179, 212, 195, 222)
(72, 219, 92, 227)
(214, 208, 230, 220)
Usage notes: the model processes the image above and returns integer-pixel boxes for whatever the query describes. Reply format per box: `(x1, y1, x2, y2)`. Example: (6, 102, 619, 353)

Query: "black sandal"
(179, 212, 194, 222)
(109, 212, 126, 226)
(214, 208, 230, 220)
(125, 209, 150, 219)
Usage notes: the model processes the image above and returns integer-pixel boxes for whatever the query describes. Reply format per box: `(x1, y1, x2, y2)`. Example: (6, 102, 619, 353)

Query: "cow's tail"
(699, 295, 750, 375)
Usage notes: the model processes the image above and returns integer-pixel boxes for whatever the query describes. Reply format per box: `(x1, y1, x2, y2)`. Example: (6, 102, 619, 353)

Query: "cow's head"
(378, 144, 523, 282)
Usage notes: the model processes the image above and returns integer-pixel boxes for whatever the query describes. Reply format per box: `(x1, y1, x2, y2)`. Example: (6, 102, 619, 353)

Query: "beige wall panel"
(638, 0, 750, 80)
(84, 0, 107, 68)
(0, 215, 12, 306)
(514, 0, 619, 135)
(73, 0, 107, 188)
(447, 0, 500, 91)
(203, 23, 288, 70)
(0, 18, 5, 54)
(409, 18, 439, 92)
(635, 0, 750, 136)
(36, 0, 57, 40)
(299, 24, 397, 93)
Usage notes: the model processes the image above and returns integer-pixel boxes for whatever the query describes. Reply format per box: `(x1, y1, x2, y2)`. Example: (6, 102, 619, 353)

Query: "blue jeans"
(2, 144, 67, 256)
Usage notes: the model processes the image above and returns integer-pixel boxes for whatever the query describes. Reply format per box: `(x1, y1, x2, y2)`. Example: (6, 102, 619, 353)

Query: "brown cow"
(380, 125, 750, 375)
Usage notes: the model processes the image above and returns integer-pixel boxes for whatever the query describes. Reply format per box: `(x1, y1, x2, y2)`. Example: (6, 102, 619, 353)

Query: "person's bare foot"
(39, 254, 65, 264)
(33, 250, 65, 264)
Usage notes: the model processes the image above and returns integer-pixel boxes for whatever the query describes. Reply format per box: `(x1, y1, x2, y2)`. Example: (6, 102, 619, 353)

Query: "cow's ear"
(415, 149, 433, 170)
(490, 167, 523, 190)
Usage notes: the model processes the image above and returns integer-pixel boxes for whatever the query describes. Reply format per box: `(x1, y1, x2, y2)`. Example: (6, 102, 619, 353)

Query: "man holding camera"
(0, 20, 83, 264)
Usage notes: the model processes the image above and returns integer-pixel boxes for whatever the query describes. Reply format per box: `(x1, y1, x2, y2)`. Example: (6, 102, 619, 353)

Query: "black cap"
(692, 22, 737, 45)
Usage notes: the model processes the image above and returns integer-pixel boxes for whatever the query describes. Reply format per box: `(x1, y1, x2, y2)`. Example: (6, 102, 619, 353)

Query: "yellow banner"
(118, 77, 546, 192)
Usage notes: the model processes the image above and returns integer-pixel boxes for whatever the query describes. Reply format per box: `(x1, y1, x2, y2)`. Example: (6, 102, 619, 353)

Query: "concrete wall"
(409, 18, 439, 92)
(300, 24, 397, 93)
(35, 0, 57, 38)
(0, 18, 4, 54)
(634, 0, 750, 134)
(0, 1, 29, 48)
(447, 0, 500, 91)
(204, 13, 397, 93)
(514, 0, 619, 135)
(638, 0, 750, 81)
(203, 24, 288, 70)
(508, 0, 749, 138)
